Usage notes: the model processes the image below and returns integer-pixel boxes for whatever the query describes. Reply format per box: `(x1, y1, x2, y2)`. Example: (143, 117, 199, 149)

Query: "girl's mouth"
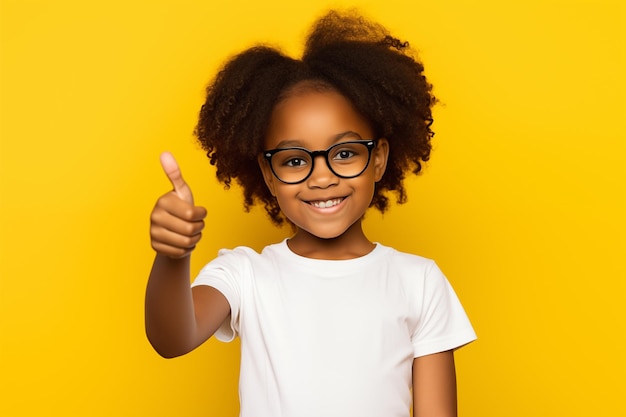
(308, 198, 344, 209)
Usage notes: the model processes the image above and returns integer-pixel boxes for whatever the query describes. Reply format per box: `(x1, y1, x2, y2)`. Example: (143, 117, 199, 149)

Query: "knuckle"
(150, 209, 166, 225)
(149, 224, 162, 240)
(182, 207, 195, 220)
(182, 235, 195, 248)
(154, 193, 171, 208)
(182, 222, 193, 236)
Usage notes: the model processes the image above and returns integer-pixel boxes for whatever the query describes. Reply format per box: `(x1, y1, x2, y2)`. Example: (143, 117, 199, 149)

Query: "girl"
(146, 10, 476, 417)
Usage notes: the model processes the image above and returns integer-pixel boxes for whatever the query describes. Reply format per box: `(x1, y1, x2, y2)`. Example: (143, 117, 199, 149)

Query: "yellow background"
(1, 0, 624, 416)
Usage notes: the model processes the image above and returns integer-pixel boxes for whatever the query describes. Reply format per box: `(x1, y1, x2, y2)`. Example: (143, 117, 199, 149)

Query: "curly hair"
(195, 10, 436, 225)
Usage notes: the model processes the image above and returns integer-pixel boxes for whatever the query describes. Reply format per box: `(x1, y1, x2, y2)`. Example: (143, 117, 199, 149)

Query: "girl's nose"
(306, 155, 338, 188)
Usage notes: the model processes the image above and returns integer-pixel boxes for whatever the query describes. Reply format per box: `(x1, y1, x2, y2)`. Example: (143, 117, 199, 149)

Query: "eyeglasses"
(263, 139, 378, 184)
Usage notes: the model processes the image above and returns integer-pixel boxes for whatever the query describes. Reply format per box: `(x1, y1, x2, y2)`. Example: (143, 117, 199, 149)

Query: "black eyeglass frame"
(263, 139, 379, 184)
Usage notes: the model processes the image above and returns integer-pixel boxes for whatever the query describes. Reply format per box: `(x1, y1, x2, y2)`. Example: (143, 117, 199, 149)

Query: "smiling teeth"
(311, 199, 343, 208)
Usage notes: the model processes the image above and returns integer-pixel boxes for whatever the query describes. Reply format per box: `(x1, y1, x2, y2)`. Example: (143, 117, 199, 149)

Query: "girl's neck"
(286, 220, 375, 260)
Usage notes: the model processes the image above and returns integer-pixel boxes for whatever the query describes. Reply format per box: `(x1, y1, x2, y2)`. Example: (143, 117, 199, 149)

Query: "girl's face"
(259, 88, 388, 244)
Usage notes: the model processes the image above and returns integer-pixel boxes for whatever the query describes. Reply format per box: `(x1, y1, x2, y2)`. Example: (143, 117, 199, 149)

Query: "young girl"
(146, 10, 476, 417)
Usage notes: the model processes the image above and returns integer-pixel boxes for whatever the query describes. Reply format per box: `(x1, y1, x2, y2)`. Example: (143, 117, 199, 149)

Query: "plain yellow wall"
(1, 0, 624, 416)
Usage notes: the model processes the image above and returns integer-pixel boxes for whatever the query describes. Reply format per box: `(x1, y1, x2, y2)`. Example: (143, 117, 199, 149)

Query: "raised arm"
(145, 152, 230, 358)
(412, 350, 458, 417)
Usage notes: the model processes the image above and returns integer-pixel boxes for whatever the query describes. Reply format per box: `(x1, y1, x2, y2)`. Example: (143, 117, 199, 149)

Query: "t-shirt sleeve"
(191, 248, 246, 342)
(411, 261, 476, 357)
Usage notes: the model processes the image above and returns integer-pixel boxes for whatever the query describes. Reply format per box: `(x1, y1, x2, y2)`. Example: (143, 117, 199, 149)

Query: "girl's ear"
(373, 138, 389, 182)
(258, 154, 277, 196)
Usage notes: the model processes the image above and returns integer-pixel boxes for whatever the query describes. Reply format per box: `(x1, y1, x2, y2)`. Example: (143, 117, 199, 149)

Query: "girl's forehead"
(264, 90, 374, 149)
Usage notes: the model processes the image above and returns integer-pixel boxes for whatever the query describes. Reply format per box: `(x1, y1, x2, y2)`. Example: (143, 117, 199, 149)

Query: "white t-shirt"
(192, 239, 476, 417)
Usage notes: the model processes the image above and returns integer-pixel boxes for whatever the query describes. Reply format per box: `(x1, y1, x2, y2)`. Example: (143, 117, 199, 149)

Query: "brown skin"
(146, 96, 459, 415)
(145, 152, 229, 358)
(195, 12, 437, 227)
(258, 90, 388, 260)
(413, 351, 458, 417)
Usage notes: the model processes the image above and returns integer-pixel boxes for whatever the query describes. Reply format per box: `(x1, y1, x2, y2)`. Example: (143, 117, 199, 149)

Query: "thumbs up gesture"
(150, 152, 208, 258)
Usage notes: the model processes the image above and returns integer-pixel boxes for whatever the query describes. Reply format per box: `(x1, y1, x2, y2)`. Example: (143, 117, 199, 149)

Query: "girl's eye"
(333, 150, 356, 160)
(285, 158, 308, 167)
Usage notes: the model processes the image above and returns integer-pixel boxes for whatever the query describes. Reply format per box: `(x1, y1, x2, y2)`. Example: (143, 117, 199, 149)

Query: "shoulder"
(375, 245, 454, 298)
(215, 245, 260, 260)
(377, 244, 439, 274)
(202, 239, 287, 270)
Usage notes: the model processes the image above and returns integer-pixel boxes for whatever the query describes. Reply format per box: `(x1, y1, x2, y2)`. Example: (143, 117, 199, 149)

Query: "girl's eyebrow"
(272, 131, 365, 149)
(333, 131, 364, 141)
(272, 139, 303, 148)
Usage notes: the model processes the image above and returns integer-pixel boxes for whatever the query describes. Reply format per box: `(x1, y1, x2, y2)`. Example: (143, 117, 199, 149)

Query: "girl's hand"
(150, 152, 207, 259)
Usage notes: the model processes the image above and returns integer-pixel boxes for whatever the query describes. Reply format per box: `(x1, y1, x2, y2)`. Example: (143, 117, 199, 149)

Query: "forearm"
(145, 254, 199, 358)
(413, 351, 458, 417)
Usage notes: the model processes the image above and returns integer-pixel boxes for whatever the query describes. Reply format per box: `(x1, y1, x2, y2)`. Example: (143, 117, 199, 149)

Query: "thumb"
(160, 152, 194, 204)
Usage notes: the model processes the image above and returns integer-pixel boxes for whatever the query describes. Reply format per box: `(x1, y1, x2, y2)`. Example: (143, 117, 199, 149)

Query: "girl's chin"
(295, 229, 347, 241)
(293, 220, 363, 241)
